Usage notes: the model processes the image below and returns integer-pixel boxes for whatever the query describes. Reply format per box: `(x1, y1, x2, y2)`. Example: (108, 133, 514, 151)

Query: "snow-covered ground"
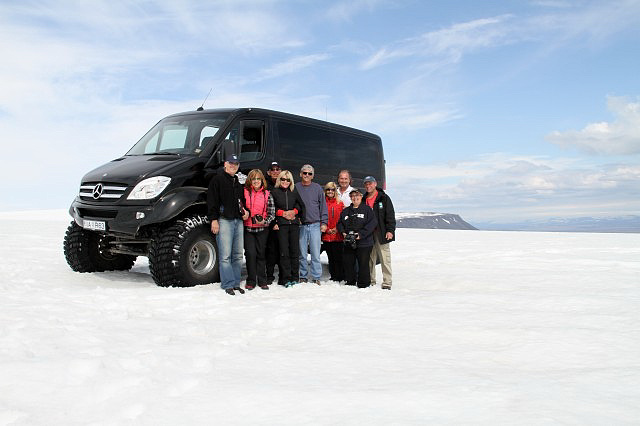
(1, 210, 639, 425)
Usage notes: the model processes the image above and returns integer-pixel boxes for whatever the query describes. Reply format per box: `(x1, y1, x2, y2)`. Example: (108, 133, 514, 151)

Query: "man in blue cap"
(363, 175, 396, 290)
(207, 154, 249, 295)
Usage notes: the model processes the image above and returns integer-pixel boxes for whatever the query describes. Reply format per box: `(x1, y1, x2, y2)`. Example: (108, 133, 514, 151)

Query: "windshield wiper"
(142, 152, 181, 156)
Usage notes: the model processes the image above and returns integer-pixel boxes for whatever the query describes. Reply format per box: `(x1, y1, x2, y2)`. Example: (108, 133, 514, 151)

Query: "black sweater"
(207, 172, 245, 220)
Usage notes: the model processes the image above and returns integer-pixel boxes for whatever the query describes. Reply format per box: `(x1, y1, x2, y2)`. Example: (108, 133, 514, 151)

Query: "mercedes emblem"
(92, 183, 104, 199)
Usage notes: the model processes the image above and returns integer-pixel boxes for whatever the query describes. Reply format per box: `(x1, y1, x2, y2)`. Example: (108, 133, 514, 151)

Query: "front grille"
(79, 182, 128, 201)
(77, 208, 118, 219)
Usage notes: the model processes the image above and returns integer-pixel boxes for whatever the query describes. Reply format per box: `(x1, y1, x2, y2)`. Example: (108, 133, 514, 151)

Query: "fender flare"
(145, 186, 208, 225)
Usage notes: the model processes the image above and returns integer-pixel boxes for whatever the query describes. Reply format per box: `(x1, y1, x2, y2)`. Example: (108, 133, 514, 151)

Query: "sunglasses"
(270, 168, 281, 171)
(280, 178, 291, 182)
(302, 171, 313, 176)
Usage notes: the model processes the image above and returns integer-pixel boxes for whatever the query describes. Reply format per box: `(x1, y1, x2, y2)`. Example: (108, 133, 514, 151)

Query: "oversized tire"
(148, 215, 219, 287)
(63, 221, 136, 272)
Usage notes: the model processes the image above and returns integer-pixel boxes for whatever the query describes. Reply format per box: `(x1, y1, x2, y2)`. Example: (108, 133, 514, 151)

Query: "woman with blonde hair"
(243, 169, 275, 290)
(322, 181, 344, 282)
(270, 170, 305, 286)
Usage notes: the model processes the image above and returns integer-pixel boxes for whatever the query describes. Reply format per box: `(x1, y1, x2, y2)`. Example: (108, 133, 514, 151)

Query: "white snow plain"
(1, 210, 639, 425)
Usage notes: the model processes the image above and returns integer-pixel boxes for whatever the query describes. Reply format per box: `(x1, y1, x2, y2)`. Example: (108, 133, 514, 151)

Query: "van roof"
(166, 107, 381, 140)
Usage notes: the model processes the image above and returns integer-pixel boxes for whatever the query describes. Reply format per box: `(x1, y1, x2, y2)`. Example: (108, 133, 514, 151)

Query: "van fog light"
(136, 212, 145, 220)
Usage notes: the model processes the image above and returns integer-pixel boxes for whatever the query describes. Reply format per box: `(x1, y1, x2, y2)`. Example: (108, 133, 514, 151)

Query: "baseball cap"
(225, 154, 239, 164)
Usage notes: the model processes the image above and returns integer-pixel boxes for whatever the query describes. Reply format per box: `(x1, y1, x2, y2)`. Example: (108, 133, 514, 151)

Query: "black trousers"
(265, 226, 281, 283)
(277, 224, 300, 283)
(324, 241, 345, 281)
(244, 229, 269, 286)
(343, 245, 373, 288)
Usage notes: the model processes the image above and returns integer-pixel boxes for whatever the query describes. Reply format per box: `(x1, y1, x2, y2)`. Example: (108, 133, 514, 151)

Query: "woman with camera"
(337, 188, 377, 288)
(322, 181, 345, 282)
(271, 170, 305, 287)
(243, 169, 275, 290)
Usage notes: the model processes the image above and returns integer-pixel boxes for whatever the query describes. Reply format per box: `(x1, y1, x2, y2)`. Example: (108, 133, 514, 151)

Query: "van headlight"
(128, 176, 171, 200)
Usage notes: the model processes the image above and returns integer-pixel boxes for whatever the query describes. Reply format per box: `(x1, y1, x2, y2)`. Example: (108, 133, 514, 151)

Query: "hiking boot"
(382, 283, 392, 290)
(245, 283, 255, 290)
(299, 278, 308, 283)
(224, 288, 235, 296)
(259, 284, 269, 290)
(312, 279, 321, 285)
(234, 287, 245, 294)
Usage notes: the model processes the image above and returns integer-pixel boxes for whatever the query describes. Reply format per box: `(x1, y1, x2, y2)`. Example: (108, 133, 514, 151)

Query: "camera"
(251, 214, 264, 224)
(344, 231, 358, 249)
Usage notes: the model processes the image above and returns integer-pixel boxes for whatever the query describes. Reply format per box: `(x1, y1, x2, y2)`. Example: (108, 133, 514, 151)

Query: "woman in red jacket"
(322, 182, 344, 282)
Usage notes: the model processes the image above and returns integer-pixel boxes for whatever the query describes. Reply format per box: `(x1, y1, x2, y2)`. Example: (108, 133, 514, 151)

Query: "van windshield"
(125, 114, 230, 156)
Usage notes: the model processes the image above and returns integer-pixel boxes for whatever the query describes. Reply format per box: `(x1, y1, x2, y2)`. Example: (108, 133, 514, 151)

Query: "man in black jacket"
(207, 154, 249, 295)
(265, 162, 281, 284)
(363, 176, 396, 290)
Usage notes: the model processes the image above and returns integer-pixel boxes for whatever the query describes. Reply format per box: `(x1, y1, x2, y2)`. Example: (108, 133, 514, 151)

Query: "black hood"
(81, 155, 196, 185)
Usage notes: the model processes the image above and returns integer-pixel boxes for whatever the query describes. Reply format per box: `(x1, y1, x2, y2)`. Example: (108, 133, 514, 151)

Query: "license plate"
(83, 219, 106, 231)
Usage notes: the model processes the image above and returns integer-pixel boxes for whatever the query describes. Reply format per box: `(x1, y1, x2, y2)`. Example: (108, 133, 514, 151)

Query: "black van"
(63, 107, 386, 287)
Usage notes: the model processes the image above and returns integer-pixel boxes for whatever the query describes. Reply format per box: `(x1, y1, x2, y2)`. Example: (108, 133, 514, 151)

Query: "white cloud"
(547, 96, 640, 155)
(360, 1, 640, 71)
(361, 15, 514, 70)
(386, 155, 640, 221)
(258, 54, 331, 80)
(325, 0, 391, 22)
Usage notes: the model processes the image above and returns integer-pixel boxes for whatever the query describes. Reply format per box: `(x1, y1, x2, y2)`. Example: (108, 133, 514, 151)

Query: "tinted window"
(276, 120, 381, 180)
(277, 121, 331, 170)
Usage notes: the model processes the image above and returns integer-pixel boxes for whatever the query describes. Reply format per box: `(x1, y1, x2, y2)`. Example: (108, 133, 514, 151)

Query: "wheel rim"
(189, 240, 216, 275)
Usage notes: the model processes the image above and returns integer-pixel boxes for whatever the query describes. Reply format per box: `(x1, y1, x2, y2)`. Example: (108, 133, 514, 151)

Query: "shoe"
(299, 278, 308, 283)
(357, 283, 370, 288)
(225, 288, 235, 296)
(284, 281, 297, 288)
(259, 284, 269, 290)
(312, 279, 321, 285)
(382, 283, 391, 290)
(245, 283, 255, 290)
(234, 287, 245, 294)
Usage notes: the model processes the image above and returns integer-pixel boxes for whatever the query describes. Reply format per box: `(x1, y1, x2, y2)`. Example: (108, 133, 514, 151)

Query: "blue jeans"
(216, 218, 244, 289)
(299, 222, 322, 280)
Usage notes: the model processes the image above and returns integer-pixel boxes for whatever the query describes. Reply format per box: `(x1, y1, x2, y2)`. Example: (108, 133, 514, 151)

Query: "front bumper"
(69, 198, 154, 236)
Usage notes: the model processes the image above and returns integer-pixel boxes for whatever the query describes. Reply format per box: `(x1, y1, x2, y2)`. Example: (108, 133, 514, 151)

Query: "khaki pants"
(369, 233, 392, 286)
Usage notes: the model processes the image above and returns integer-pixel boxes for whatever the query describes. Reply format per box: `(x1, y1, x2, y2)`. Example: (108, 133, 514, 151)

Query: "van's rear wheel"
(63, 221, 136, 272)
(148, 215, 219, 287)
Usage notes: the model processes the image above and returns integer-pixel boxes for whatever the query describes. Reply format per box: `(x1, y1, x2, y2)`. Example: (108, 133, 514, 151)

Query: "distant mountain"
(396, 213, 477, 230)
(475, 216, 640, 233)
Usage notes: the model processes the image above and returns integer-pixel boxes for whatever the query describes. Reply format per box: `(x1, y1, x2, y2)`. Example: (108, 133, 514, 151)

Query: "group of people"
(206, 154, 396, 296)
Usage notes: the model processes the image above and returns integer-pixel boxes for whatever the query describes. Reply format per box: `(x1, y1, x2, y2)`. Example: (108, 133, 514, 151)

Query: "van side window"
(239, 121, 264, 162)
(218, 120, 265, 163)
(276, 120, 380, 176)
(276, 121, 331, 170)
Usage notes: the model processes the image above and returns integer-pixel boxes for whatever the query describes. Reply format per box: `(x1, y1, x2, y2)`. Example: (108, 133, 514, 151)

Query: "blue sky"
(1, 0, 639, 223)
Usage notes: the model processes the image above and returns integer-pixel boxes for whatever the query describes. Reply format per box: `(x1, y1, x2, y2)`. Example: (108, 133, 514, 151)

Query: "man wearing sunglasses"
(296, 164, 328, 285)
(265, 161, 282, 285)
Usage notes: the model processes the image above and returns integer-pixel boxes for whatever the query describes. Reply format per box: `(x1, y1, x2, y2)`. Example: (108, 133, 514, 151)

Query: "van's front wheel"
(63, 221, 136, 272)
(148, 215, 220, 287)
